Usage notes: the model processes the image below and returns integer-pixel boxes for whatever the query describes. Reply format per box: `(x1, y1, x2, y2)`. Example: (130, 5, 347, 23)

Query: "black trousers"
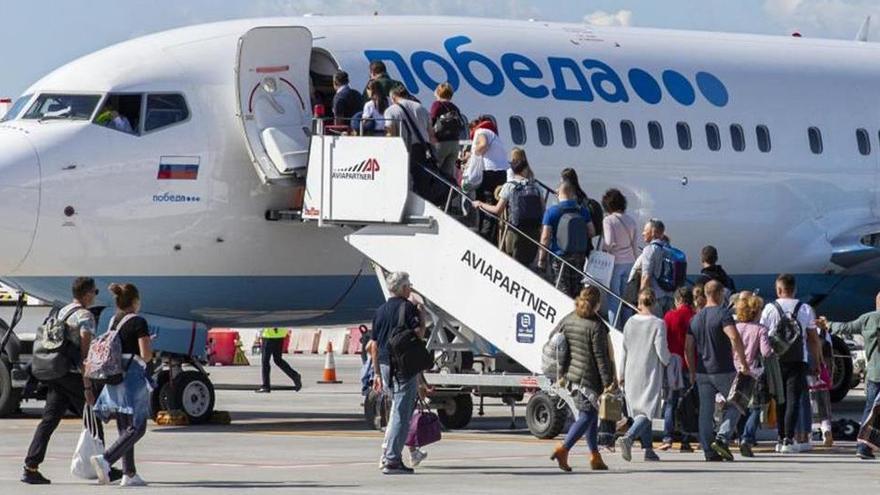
(476, 170, 508, 242)
(104, 413, 146, 475)
(552, 253, 587, 298)
(25, 373, 104, 468)
(261, 338, 300, 389)
(776, 361, 807, 441)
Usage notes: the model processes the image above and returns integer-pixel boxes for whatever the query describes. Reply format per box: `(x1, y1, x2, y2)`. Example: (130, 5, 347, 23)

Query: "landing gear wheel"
(830, 336, 854, 403)
(526, 391, 567, 439)
(156, 371, 215, 424)
(0, 363, 20, 417)
(438, 393, 473, 429)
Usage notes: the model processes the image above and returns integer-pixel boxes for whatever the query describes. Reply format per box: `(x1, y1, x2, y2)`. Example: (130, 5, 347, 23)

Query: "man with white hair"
(369, 271, 426, 474)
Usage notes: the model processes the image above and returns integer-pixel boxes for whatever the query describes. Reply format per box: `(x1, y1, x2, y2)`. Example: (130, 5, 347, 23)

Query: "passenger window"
(857, 128, 871, 156)
(705, 123, 721, 151)
(94, 94, 142, 134)
(563, 118, 580, 147)
(647, 121, 663, 149)
(676, 122, 692, 150)
(509, 116, 526, 145)
(537, 117, 553, 146)
(144, 94, 189, 132)
(756, 125, 771, 153)
(591, 119, 607, 148)
(808, 127, 823, 154)
(730, 124, 745, 152)
(620, 120, 636, 149)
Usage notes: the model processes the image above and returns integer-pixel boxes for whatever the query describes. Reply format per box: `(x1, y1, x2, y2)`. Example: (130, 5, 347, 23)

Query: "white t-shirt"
(60, 302, 96, 337)
(362, 100, 388, 130)
(472, 128, 509, 172)
(759, 297, 816, 364)
(384, 99, 430, 148)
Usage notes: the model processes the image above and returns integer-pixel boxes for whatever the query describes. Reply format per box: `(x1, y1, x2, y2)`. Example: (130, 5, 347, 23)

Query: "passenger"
(473, 157, 543, 267)
(331, 70, 363, 128)
(359, 79, 390, 135)
(695, 245, 736, 295)
(658, 287, 697, 452)
(758, 273, 822, 454)
(561, 168, 603, 254)
(537, 181, 594, 298)
(617, 288, 670, 462)
(733, 292, 774, 458)
(384, 86, 437, 202)
(797, 326, 834, 450)
(429, 82, 464, 181)
(693, 282, 707, 311)
(817, 294, 880, 460)
(95, 105, 134, 134)
(632, 219, 675, 316)
(363, 60, 403, 101)
(21, 278, 120, 485)
(90, 283, 152, 487)
(686, 280, 750, 461)
(600, 188, 639, 325)
(255, 327, 302, 394)
(550, 286, 615, 472)
(463, 115, 509, 241)
(368, 272, 426, 474)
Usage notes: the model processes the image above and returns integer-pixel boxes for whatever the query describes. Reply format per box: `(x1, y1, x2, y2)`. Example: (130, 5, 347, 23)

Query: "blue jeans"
(859, 380, 880, 455)
(625, 414, 653, 449)
(662, 379, 694, 444)
(696, 373, 741, 455)
(381, 364, 419, 465)
(606, 262, 633, 327)
(741, 407, 762, 446)
(563, 406, 599, 452)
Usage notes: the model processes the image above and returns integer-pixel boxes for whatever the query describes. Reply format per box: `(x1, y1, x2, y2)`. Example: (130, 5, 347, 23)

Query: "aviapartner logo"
(332, 158, 381, 180)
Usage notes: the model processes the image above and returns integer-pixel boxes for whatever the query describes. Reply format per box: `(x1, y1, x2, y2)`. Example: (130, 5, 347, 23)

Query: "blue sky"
(1, 0, 877, 97)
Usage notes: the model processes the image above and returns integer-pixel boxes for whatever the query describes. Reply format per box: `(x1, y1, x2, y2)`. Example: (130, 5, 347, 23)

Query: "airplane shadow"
(152, 410, 372, 434)
(149, 480, 359, 489)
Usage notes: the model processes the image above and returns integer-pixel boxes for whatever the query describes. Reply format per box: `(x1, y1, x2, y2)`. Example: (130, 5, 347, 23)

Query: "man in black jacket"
(331, 70, 363, 127)
(695, 245, 736, 293)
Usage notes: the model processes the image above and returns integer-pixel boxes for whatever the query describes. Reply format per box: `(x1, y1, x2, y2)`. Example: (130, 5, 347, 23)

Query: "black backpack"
(555, 207, 589, 255)
(770, 302, 804, 361)
(31, 305, 83, 381)
(388, 302, 433, 381)
(507, 181, 543, 229)
(432, 103, 464, 141)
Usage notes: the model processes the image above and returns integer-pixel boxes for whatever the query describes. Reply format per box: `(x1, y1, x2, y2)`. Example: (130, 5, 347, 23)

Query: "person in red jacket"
(659, 287, 696, 452)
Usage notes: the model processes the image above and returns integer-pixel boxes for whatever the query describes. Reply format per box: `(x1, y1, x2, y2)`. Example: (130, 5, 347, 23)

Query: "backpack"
(506, 181, 543, 229)
(84, 314, 136, 386)
(769, 302, 804, 360)
(652, 241, 687, 292)
(388, 303, 433, 381)
(541, 328, 570, 380)
(31, 305, 83, 381)
(433, 104, 465, 141)
(555, 207, 590, 255)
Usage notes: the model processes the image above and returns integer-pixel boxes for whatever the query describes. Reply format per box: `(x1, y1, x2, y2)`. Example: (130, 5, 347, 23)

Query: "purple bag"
(405, 402, 442, 448)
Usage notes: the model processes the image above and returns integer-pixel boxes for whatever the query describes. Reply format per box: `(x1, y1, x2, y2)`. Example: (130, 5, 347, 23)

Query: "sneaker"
(410, 448, 428, 467)
(382, 463, 415, 475)
(704, 452, 724, 462)
(739, 443, 755, 458)
(292, 372, 303, 392)
(120, 474, 147, 487)
(20, 468, 50, 485)
(711, 439, 734, 461)
(679, 443, 694, 453)
(780, 439, 797, 454)
(90, 455, 111, 485)
(856, 446, 875, 460)
(109, 468, 124, 483)
(255, 387, 271, 394)
(615, 436, 633, 462)
(795, 441, 812, 453)
(644, 449, 660, 462)
(823, 430, 833, 448)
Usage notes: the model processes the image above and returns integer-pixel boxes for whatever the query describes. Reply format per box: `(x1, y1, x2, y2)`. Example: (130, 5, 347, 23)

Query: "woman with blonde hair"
(734, 291, 774, 457)
(692, 282, 707, 311)
(617, 288, 671, 462)
(430, 82, 464, 180)
(549, 286, 615, 472)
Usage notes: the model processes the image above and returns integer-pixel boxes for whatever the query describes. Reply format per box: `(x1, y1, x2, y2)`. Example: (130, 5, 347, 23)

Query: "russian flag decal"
(158, 156, 200, 180)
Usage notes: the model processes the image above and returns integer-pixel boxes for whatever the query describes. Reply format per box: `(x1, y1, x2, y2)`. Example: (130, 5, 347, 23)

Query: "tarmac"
(0, 353, 878, 494)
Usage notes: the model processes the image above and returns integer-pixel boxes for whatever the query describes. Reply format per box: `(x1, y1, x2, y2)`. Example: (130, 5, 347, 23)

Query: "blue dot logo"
(696, 72, 729, 107)
(628, 68, 662, 105)
(662, 70, 695, 106)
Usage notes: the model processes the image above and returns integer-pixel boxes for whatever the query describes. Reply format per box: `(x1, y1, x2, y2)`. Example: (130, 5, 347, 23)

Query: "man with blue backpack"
(537, 181, 594, 298)
(636, 219, 687, 316)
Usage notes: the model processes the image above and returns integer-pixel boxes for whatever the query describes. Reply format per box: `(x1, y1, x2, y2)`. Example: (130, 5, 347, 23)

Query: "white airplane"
(1, 14, 879, 328)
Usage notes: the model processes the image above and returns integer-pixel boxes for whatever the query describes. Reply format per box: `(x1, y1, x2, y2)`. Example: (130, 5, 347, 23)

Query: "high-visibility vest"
(261, 327, 288, 339)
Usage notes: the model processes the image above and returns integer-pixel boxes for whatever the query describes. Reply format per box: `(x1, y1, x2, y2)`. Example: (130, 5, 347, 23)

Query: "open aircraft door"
(236, 27, 313, 184)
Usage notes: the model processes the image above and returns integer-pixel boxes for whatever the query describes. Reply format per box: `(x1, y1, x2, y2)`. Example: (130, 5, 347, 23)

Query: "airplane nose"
(0, 128, 40, 274)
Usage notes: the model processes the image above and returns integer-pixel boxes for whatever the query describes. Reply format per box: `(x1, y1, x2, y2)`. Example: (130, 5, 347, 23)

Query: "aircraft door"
(236, 27, 313, 184)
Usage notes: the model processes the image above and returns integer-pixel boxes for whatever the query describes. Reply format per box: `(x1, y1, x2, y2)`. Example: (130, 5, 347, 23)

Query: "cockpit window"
(144, 94, 189, 132)
(94, 94, 142, 134)
(0, 94, 33, 122)
(22, 93, 101, 121)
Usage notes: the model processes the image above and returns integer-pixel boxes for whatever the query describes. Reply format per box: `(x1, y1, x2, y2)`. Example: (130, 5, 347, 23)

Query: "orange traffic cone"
(317, 341, 343, 384)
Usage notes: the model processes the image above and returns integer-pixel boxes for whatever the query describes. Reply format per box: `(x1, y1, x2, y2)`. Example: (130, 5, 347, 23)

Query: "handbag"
(598, 391, 623, 422)
(727, 372, 756, 415)
(405, 400, 442, 448)
(70, 405, 104, 479)
(677, 385, 700, 434)
(763, 398, 777, 429)
(858, 404, 880, 451)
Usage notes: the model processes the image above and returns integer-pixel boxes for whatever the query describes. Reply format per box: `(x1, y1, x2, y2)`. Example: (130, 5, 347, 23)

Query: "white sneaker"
(795, 441, 812, 453)
(120, 474, 147, 487)
(780, 441, 797, 454)
(90, 455, 111, 485)
(775, 442, 783, 453)
(379, 453, 386, 469)
(410, 448, 428, 467)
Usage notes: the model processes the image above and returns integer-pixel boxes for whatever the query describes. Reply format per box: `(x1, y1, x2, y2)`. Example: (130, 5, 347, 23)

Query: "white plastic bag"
(71, 406, 103, 479)
(461, 154, 484, 193)
(583, 251, 615, 287)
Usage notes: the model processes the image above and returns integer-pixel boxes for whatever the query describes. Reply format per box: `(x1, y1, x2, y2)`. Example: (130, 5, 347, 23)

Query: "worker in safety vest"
(255, 327, 302, 393)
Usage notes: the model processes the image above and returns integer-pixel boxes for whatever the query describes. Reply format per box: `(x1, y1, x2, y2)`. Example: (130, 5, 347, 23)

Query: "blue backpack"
(652, 241, 687, 292)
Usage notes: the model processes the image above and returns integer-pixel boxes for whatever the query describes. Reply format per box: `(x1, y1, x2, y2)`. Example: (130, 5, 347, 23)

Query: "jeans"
(606, 262, 634, 327)
(662, 376, 692, 443)
(563, 406, 599, 452)
(859, 380, 880, 455)
(776, 362, 807, 441)
(381, 365, 419, 465)
(696, 372, 741, 454)
(625, 414, 653, 449)
(261, 338, 301, 389)
(741, 407, 762, 446)
(104, 413, 147, 476)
